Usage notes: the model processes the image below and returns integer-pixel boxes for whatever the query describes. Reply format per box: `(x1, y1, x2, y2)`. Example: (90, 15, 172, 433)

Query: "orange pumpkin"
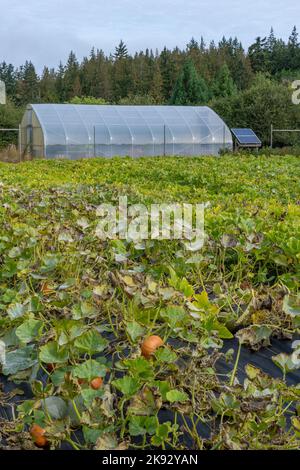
(30, 424, 45, 439)
(90, 377, 103, 390)
(34, 435, 48, 448)
(30, 424, 48, 448)
(141, 335, 164, 358)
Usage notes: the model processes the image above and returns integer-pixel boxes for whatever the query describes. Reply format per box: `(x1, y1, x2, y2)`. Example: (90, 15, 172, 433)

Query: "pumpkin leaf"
(112, 375, 140, 397)
(39, 341, 69, 364)
(74, 330, 108, 354)
(166, 389, 189, 403)
(72, 359, 107, 380)
(15, 319, 43, 344)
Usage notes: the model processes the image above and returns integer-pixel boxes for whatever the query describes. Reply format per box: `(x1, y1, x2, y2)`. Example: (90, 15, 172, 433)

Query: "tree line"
(1, 27, 300, 147)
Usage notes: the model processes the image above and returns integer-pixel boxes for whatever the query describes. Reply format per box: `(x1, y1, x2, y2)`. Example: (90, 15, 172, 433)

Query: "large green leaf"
(112, 375, 140, 397)
(128, 415, 157, 436)
(80, 388, 104, 407)
(72, 359, 107, 380)
(39, 341, 69, 364)
(126, 321, 145, 342)
(166, 389, 189, 403)
(15, 319, 43, 344)
(161, 306, 187, 328)
(74, 330, 108, 353)
(122, 357, 154, 381)
(2, 345, 37, 375)
(155, 347, 177, 363)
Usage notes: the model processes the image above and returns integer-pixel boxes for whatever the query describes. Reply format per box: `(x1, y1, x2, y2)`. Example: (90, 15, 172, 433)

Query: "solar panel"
(231, 128, 262, 146)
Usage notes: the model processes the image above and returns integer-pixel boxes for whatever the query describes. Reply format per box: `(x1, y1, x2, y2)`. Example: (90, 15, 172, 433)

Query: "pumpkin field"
(0, 154, 299, 450)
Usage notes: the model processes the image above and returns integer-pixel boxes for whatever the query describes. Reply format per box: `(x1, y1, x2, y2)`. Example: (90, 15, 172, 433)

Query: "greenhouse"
(20, 104, 233, 159)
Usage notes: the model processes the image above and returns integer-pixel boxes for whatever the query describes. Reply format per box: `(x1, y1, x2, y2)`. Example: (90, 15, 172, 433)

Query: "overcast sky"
(0, 0, 298, 72)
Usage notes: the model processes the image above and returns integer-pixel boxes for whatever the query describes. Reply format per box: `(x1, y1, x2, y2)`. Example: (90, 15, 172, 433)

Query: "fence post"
(93, 126, 96, 157)
(163, 124, 166, 156)
(270, 124, 273, 148)
(18, 124, 22, 162)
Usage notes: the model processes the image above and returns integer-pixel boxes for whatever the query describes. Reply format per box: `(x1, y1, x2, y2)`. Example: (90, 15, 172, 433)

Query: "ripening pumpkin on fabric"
(141, 335, 164, 358)
(30, 424, 48, 448)
(90, 377, 103, 390)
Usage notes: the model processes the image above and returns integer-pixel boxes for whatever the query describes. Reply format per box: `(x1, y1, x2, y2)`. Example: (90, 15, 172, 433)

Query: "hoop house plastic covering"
(21, 104, 232, 159)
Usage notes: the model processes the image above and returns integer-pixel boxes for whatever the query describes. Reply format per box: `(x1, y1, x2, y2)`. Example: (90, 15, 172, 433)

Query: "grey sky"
(0, 0, 298, 72)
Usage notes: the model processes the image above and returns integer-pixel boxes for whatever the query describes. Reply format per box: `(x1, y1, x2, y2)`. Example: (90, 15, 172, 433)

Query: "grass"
(0, 154, 299, 450)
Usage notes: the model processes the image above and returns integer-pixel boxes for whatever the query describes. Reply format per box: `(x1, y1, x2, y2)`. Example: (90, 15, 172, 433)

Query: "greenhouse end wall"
(21, 104, 233, 159)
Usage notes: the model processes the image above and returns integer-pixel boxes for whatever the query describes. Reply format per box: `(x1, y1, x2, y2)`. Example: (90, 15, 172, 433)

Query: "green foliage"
(15, 61, 39, 105)
(211, 74, 300, 145)
(0, 28, 300, 150)
(0, 100, 23, 148)
(212, 63, 237, 98)
(170, 58, 210, 105)
(114, 40, 128, 60)
(118, 94, 157, 105)
(69, 96, 109, 105)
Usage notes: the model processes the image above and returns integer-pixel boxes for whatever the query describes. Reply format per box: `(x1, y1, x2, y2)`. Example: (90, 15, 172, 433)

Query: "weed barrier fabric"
(1, 336, 299, 450)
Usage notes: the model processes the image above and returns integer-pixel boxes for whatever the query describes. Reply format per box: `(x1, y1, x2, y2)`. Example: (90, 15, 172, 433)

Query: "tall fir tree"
(55, 62, 66, 102)
(114, 40, 128, 60)
(112, 41, 132, 101)
(0, 62, 16, 98)
(17, 61, 39, 104)
(288, 26, 300, 70)
(248, 37, 269, 73)
(159, 47, 177, 102)
(64, 51, 81, 100)
(212, 63, 236, 98)
(40, 67, 58, 102)
(170, 58, 210, 105)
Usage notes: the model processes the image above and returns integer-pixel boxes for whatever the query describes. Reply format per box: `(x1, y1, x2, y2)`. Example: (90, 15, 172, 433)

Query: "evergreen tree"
(199, 37, 206, 52)
(114, 40, 128, 60)
(187, 38, 199, 52)
(266, 27, 276, 53)
(288, 26, 300, 70)
(55, 62, 66, 102)
(248, 37, 268, 72)
(64, 51, 81, 100)
(170, 58, 210, 105)
(159, 47, 176, 102)
(0, 62, 16, 97)
(1, 28, 300, 120)
(16, 61, 39, 104)
(40, 67, 58, 102)
(212, 63, 236, 98)
(150, 60, 163, 103)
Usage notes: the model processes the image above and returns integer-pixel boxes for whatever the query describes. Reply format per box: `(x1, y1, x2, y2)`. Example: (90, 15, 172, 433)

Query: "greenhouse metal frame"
(20, 104, 232, 159)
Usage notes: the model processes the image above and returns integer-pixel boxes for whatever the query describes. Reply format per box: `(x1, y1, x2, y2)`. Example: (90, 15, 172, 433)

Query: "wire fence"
(270, 124, 300, 148)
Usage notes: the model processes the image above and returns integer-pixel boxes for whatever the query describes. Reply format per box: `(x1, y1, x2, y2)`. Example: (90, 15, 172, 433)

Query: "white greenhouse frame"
(20, 104, 233, 159)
